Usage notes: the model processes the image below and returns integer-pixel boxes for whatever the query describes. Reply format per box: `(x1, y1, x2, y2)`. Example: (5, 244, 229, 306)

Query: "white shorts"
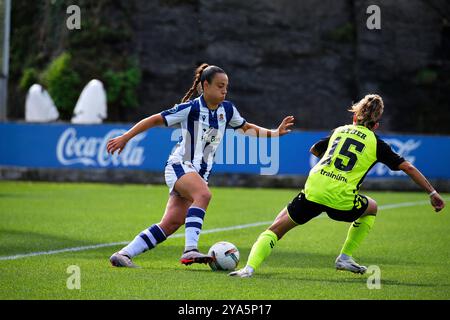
(164, 161, 199, 195)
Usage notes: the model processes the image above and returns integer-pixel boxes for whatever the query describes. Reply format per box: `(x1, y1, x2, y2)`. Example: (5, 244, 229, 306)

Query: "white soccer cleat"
(228, 266, 254, 278)
(335, 255, 367, 274)
(180, 250, 214, 266)
(110, 252, 140, 268)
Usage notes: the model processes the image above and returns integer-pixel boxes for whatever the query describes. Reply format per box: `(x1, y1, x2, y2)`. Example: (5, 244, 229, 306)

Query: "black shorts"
(287, 191, 369, 225)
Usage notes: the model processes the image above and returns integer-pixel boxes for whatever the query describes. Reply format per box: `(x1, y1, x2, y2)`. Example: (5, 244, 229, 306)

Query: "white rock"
(71, 79, 107, 124)
(25, 84, 59, 122)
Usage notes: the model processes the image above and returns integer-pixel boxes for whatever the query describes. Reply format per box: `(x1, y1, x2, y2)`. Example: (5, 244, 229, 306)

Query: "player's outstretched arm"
(398, 161, 445, 212)
(106, 114, 165, 155)
(239, 116, 295, 137)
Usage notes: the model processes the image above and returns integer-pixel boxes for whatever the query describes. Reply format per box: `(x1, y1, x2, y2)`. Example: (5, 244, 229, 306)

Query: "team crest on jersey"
(219, 113, 225, 121)
(166, 105, 179, 114)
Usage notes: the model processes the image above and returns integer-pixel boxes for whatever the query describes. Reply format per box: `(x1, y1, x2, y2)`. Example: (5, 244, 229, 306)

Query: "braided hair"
(181, 63, 226, 103)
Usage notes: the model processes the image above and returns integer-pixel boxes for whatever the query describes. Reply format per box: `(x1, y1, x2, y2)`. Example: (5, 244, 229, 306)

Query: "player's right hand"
(107, 135, 128, 155)
(430, 193, 445, 213)
(277, 116, 295, 136)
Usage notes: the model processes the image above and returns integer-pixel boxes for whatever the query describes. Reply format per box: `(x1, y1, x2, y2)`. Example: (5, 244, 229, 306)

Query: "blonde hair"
(348, 94, 384, 129)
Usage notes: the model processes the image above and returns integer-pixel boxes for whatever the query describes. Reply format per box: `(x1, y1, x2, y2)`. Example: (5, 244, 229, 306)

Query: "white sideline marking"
(0, 199, 440, 261)
(0, 221, 273, 261)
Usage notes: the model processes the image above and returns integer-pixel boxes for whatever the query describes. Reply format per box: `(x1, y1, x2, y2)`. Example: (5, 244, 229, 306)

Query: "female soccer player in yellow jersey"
(230, 94, 445, 277)
(107, 63, 294, 268)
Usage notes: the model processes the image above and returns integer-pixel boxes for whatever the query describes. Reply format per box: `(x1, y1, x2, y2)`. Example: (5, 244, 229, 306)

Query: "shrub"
(19, 68, 39, 91)
(41, 52, 81, 118)
(104, 60, 141, 109)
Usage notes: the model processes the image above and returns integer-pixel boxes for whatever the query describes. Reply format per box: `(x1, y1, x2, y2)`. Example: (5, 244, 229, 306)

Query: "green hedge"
(41, 52, 81, 118)
(12, 0, 141, 121)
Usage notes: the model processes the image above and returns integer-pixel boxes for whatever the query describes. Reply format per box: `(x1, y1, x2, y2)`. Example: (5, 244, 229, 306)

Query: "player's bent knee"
(361, 196, 378, 216)
(369, 200, 378, 215)
(195, 190, 212, 204)
(363, 199, 378, 216)
(269, 216, 295, 240)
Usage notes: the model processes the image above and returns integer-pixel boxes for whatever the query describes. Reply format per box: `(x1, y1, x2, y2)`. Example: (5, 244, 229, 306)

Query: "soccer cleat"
(228, 266, 253, 278)
(335, 255, 367, 274)
(110, 252, 140, 268)
(180, 250, 214, 266)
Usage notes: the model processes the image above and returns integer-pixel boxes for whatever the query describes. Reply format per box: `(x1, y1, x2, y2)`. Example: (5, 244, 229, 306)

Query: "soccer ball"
(208, 241, 240, 271)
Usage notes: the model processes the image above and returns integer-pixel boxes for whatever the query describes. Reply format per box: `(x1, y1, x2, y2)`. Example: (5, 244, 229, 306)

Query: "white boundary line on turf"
(0, 221, 274, 261)
(0, 199, 441, 261)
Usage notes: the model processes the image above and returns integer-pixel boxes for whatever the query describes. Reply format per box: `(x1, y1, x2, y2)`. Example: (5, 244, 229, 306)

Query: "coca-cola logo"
(56, 128, 146, 167)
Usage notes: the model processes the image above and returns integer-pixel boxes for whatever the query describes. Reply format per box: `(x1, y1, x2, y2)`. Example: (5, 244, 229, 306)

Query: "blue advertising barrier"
(1, 122, 450, 179)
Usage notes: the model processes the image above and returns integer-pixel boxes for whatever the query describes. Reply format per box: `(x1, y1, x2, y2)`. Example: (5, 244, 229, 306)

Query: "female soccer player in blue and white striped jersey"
(107, 63, 294, 268)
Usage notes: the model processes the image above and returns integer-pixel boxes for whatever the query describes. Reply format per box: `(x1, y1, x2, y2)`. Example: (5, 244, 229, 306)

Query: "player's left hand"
(107, 135, 129, 155)
(431, 192, 445, 213)
(277, 116, 295, 136)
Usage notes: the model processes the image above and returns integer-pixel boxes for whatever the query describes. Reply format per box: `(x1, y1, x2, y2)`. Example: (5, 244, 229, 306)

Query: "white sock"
(120, 236, 147, 258)
(120, 224, 167, 258)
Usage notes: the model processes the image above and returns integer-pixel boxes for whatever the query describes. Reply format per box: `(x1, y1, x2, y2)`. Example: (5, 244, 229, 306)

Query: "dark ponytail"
(181, 63, 209, 103)
(181, 63, 226, 103)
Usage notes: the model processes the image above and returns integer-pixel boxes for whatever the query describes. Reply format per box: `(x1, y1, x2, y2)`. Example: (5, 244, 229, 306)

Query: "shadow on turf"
(175, 248, 440, 288)
(0, 229, 98, 256)
(259, 273, 445, 288)
(73, 244, 428, 270)
(9, 240, 439, 290)
(0, 193, 51, 199)
(232, 248, 428, 268)
(181, 268, 445, 288)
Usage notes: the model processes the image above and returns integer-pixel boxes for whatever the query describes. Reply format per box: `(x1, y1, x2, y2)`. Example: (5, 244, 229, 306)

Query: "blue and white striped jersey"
(160, 95, 246, 181)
